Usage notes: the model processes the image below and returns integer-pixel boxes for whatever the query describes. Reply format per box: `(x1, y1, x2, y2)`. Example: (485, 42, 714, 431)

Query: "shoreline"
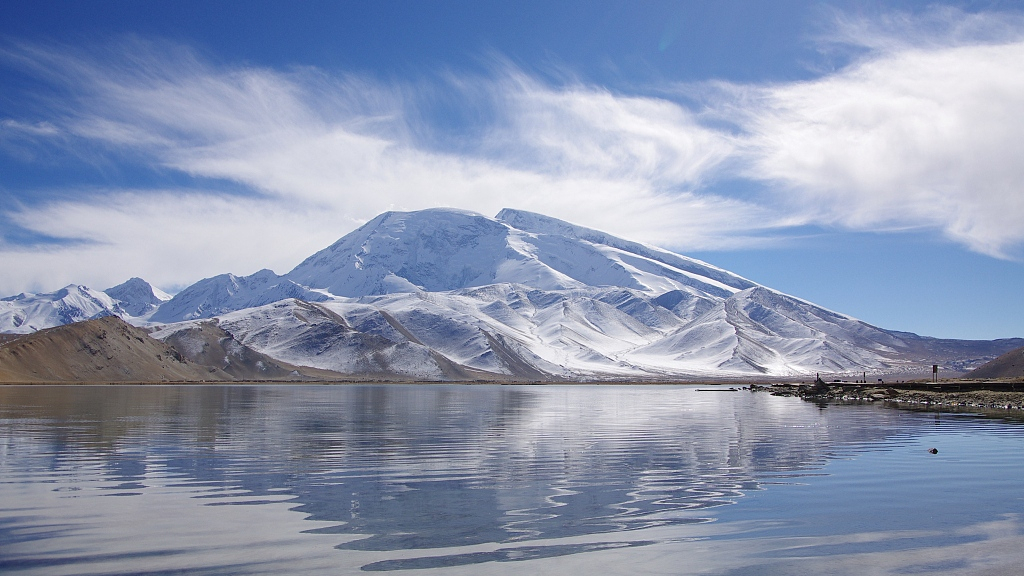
(878, 389, 1024, 411)
(4, 378, 1024, 411)
(6, 375, 1024, 409)
(759, 381, 1024, 411)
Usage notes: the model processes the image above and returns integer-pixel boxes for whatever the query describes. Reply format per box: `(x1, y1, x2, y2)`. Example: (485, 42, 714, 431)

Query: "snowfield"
(3, 208, 1018, 379)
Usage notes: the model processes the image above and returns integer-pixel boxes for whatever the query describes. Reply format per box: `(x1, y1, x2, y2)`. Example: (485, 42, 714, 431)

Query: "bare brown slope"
(0, 316, 230, 383)
(965, 346, 1024, 379)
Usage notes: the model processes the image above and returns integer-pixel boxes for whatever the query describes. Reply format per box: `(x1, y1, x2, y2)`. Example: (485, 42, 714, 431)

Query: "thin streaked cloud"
(0, 6, 1022, 296)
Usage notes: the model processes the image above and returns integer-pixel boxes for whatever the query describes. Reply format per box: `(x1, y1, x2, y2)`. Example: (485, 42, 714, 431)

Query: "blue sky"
(1, 0, 1022, 340)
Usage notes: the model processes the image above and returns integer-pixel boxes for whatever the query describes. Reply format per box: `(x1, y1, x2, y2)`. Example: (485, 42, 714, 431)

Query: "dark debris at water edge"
(751, 378, 1024, 411)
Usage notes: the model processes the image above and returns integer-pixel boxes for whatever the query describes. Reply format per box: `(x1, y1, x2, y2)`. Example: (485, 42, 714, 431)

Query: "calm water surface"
(1, 385, 1023, 575)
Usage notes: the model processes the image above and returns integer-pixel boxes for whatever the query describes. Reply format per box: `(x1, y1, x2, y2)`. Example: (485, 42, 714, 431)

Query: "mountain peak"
(150, 269, 327, 323)
(3, 207, 1019, 379)
(105, 277, 172, 318)
(0, 284, 121, 334)
(284, 208, 758, 298)
(285, 208, 568, 296)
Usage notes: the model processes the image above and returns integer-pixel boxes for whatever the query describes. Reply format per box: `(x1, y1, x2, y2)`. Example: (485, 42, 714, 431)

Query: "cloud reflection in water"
(1, 385, 1023, 575)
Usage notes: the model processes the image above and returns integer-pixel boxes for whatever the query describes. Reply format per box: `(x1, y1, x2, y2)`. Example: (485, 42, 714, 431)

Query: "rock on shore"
(756, 383, 1024, 411)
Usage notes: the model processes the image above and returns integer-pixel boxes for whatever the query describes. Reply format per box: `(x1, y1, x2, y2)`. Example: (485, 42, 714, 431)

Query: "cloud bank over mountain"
(1, 7, 1022, 298)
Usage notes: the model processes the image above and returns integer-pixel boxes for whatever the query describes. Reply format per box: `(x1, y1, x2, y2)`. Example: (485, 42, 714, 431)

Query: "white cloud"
(2, 8, 1024, 296)
(734, 9, 1024, 257)
(0, 40, 783, 293)
(820, 5, 1024, 53)
(0, 119, 60, 137)
(486, 72, 735, 185)
(0, 191, 358, 295)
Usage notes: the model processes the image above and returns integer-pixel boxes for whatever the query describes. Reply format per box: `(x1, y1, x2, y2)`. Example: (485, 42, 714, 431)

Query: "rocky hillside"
(0, 316, 229, 383)
(159, 319, 360, 381)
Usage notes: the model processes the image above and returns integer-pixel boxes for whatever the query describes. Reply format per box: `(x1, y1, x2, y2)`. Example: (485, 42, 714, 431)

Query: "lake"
(1, 384, 1023, 575)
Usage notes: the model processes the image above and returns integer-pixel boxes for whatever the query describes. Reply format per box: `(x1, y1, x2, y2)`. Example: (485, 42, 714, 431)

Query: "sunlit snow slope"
(0, 278, 172, 333)
(154, 209, 1021, 378)
(3, 208, 1019, 378)
(0, 285, 123, 334)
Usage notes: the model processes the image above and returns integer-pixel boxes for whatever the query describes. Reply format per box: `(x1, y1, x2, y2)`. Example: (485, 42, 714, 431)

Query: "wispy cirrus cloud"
(727, 8, 1024, 258)
(0, 38, 775, 293)
(1, 6, 1023, 295)
(1, 119, 60, 137)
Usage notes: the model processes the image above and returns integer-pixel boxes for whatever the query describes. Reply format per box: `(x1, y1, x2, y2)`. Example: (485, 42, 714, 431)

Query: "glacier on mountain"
(0, 285, 123, 334)
(3, 208, 1020, 379)
(284, 208, 751, 298)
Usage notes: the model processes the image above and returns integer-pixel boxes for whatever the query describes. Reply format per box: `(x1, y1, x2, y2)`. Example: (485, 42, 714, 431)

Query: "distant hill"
(0, 316, 229, 383)
(965, 346, 1024, 379)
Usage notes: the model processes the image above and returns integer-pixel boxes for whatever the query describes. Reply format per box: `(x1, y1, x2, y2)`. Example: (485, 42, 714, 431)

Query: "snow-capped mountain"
(104, 277, 171, 318)
(153, 285, 898, 379)
(0, 285, 123, 334)
(285, 208, 752, 298)
(152, 208, 1021, 379)
(3, 208, 1021, 379)
(1, 278, 174, 334)
(150, 269, 328, 323)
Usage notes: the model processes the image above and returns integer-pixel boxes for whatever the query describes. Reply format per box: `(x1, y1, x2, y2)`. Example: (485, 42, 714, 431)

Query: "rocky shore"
(754, 380, 1024, 411)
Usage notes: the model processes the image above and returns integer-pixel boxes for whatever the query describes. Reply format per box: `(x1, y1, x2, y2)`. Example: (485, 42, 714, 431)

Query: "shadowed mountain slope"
(159, 319, 352, 381)
(965, 346, 1024, 379)
(0, 316, 229, 383)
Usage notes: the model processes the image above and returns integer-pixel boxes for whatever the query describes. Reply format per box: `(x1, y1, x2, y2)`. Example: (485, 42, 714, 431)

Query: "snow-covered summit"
(284, 208, 752, 298)
(104, 277, 171, 317)
(0, 284, 122, 334)
(285, 208, 562, 296)
(4, 207, 1018, 380)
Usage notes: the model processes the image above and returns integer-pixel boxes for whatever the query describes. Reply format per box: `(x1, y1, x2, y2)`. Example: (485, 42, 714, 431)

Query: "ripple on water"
(1, 385, 1024, 575)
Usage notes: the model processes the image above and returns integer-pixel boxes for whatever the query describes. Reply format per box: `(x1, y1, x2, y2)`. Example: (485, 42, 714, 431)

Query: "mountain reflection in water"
(1, 385, 1024, 575)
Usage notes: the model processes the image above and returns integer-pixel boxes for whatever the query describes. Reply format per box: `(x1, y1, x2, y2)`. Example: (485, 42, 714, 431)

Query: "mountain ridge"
(2, 208, 1020, 380)
(0, 316, 228, 382)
